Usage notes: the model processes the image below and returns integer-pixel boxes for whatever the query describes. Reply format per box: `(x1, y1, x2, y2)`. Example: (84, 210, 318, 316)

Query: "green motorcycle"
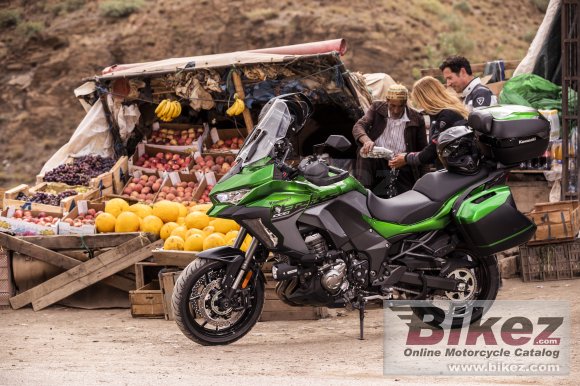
(172, 94, 550, 346)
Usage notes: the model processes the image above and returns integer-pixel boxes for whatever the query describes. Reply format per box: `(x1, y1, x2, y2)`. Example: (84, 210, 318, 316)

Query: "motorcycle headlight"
(214, 189, 251, 205)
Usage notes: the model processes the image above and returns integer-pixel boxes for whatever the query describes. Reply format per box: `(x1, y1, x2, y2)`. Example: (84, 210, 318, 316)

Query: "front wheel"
(172, 258, 265, 346)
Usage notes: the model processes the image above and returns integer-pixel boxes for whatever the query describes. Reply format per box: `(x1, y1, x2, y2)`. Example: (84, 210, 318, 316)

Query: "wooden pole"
(231, 70, 254, 135)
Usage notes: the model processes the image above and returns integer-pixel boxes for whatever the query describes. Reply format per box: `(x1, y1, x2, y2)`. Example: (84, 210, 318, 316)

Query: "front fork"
(224, 227, 262, 298)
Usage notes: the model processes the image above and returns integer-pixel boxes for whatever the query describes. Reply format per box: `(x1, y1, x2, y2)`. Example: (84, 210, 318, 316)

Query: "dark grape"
(16, 190, 78, 206)
(44, 155, 116, 185)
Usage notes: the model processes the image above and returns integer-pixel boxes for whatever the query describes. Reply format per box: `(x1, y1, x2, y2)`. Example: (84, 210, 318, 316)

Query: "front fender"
(197, 246, 244, 261)
(196, 246, 267, 289)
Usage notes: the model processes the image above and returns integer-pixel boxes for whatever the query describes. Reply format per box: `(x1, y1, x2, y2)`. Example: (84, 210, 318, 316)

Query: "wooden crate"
(204, 128, 245, 153)
(527, 201, 580, 244)
(130, 145, 194, 176)
(111, 156, 129, 195)
(134, 261, 164, 289)
(57, 202, 105, 235)
(129, 280, 164, 318)
(151, 249, 197, 268)
(36, 158, 114, 194)
(260, 286, 328, 321)
(0, 208, 60, 236)
(3, 184, 79, 214)
(0, 247, 13, 308)
(260, 272, 328, 322)
(160, 270, 182, 321)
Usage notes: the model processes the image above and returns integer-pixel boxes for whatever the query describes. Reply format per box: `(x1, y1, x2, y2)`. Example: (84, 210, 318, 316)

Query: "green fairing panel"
(479, 105, 540, 121)
(248, 175, 365, 209)
(207, 160, 366, 216)
(363, 195, 460, 239)
(207, 162, 275, 217)
(455, 186, 511, 224)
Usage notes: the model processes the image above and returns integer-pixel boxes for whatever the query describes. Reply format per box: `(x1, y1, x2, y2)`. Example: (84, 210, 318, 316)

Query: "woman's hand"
(389, 153, 407, 169)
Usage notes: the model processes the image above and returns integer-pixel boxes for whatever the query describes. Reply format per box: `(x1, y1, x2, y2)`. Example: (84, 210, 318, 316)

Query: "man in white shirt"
(352, 84, 427, 196)
(440, 56, 497, 111)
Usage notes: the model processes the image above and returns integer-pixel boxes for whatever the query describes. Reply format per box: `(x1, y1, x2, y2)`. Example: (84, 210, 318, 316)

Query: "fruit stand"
(0, 39, 370, 319)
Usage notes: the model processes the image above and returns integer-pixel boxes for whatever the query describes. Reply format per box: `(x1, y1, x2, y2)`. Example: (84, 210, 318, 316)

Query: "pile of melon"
(94, 198, 250, 252)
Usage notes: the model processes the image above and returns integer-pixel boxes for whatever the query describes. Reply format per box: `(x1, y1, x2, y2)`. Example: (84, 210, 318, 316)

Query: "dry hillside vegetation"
(0, 0, 547, 187)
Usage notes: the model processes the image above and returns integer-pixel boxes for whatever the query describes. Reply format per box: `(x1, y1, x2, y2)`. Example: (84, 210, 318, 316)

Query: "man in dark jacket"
(440, 55, 497, 111)
(352, 84, 427, 196)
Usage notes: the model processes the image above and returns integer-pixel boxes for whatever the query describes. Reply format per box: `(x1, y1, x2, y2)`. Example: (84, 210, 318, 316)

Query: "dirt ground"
(0, 277, 578, 386)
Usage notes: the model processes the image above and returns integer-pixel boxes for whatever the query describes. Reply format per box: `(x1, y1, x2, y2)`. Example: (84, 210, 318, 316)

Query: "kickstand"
(358, 299, 366, 340)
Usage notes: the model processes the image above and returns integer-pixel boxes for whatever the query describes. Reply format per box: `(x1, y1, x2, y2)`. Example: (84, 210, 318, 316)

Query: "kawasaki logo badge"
(519, 138, 537, 144)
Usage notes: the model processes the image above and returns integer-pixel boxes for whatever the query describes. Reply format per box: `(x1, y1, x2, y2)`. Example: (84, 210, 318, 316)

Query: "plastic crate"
(519, 240, 580, 281)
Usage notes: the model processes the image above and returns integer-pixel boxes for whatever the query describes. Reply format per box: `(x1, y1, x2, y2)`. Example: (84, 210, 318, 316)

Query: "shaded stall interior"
(93, 52, 367, 166)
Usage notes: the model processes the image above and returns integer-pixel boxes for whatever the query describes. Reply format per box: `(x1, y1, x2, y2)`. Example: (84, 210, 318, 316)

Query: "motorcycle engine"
(320, 259, 348, 294)
(305, 233, 348, 295)
(304, 233, 328, 256)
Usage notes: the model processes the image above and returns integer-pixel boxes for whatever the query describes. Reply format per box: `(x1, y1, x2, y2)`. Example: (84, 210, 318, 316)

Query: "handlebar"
(276, 157, 349, 186)
(326, 165, 350, 184)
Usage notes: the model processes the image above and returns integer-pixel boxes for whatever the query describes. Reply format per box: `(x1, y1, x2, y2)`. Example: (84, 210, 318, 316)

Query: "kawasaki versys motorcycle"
(172, 93, 550, 346)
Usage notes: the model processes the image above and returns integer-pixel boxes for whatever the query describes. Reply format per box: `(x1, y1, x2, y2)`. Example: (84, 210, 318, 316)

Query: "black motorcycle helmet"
(436, 126, 481, 175)
(258, 92, 314, 134)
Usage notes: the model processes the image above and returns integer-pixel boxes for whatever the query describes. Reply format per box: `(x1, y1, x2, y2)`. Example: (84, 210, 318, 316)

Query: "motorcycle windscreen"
(454, 185, 536, 255)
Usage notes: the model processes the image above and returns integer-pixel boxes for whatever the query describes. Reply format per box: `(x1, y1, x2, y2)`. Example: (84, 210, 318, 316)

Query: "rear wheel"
(172, 258, 265, 346)
(412, 252, 500, 328)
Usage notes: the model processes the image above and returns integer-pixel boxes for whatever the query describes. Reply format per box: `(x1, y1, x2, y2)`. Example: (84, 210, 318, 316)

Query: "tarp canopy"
(514, 0, 562, 85)
(97, 39, 348, 80)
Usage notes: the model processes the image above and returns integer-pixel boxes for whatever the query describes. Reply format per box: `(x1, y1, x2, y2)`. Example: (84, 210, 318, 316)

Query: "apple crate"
(119, 172, 164, 205)
(192, 153, 236, 177)
(3, 184, 77, 215)
(58, 202, 105, 235)
(154, 172, 202, 206)
(147, 123, 205, 152)
(0, 208, 60, 236)
(130, 145, 194, 176)
(204, 128, 246, 154)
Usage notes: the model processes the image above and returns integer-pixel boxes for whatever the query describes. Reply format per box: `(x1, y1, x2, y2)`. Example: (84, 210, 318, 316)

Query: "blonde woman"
(389, 76, 469, 170)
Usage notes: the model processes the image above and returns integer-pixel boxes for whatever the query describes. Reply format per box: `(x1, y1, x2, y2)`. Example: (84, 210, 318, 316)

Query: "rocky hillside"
(0, 0, 548, 188)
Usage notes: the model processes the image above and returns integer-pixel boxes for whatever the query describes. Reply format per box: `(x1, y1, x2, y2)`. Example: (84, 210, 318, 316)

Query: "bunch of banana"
(155, 99, 182, 122)
(226, 94, 245, 116)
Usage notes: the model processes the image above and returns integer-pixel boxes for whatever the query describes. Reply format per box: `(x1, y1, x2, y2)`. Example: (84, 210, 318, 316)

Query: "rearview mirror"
(324, 135, 352, 152)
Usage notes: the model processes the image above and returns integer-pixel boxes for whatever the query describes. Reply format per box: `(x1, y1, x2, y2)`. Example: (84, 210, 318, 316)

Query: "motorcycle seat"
(413, 167, 489, 202)
(366, 167, 490, 225)
(366, 189, 442, 225)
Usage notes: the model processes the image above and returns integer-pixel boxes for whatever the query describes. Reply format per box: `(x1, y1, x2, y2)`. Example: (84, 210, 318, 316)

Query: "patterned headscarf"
(386, 84, 408, 101)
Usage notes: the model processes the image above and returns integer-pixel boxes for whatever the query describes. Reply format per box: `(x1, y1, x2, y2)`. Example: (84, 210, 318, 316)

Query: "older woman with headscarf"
(389, 76, 469, 170)
(352, 84, 427, 196)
